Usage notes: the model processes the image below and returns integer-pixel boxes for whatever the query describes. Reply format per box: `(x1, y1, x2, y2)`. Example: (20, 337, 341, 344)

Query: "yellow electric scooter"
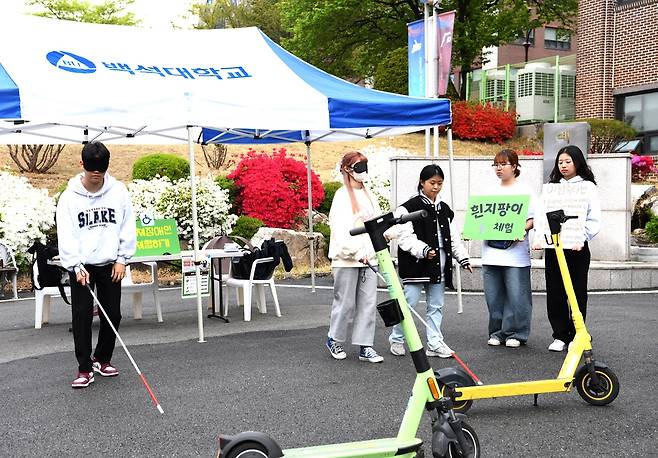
(436, 209, 620, 412)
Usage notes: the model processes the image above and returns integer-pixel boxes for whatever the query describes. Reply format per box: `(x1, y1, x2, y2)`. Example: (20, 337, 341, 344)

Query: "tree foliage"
(27, 0, 139, 25)
(192, 0, 288, 44)
(278, 0, 577, 93)
(373, 47, 408, 95)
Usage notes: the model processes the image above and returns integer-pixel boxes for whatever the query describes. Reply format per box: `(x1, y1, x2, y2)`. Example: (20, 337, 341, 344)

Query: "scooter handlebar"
(349, 209, 428, 236)
(349, 226, 367, 236)
(397, 209, 427, 225)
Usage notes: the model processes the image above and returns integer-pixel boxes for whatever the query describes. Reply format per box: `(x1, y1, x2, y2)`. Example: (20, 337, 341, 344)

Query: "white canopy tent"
(0, 15, 455, 342)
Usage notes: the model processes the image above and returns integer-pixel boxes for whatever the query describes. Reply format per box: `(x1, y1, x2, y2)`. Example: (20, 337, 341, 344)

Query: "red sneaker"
(71, 371, 95, 389)
(92, 359, 119, 377)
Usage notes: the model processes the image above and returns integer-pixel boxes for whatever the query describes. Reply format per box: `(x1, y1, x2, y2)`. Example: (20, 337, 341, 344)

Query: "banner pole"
(447, 127, 464, 314)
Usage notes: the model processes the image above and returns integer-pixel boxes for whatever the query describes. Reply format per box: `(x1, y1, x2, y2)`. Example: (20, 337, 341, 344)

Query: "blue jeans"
(389, 282, 446, 350)
(482, 265, 532, 342)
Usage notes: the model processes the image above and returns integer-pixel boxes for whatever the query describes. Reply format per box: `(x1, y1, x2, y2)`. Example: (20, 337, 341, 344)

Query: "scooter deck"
(282, 437, 423, 457)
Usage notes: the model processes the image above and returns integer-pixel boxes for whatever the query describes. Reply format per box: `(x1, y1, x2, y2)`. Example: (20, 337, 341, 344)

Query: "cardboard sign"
(537, 182, 594, 249)
(181, 255, 210, 298)
(135, 217, 181, 257)
(462, 195, 530, 240)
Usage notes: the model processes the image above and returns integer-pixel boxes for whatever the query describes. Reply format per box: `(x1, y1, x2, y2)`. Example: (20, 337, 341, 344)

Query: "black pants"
(544, 244, 590, 344)
(70, 264, 122, 372)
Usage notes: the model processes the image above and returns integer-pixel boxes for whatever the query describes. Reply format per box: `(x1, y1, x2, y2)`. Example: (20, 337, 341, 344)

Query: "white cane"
(85, 283, 164, 414)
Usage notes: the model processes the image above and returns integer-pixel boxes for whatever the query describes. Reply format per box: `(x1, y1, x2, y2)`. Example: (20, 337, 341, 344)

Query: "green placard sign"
(135, 218, 181, 257)
(462, 195, 530, 240)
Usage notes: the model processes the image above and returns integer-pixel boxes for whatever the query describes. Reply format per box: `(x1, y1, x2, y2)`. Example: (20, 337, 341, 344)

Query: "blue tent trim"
(0, 63, 21, 119)
(258, 31, 451, 129)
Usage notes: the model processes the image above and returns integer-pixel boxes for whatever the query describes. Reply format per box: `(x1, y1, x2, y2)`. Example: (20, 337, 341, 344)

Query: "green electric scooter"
(216, 210, 481, 458)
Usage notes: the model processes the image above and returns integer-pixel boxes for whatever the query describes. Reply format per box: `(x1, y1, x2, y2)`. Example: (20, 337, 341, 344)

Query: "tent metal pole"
(188, 126, 205, 342)
(305, 138, 316, 292)
(424, 2, 431, 159)
(447, 127, 464, 314)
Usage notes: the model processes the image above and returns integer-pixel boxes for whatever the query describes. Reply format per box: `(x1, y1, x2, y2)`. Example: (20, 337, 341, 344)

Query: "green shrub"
(373, 47, 408, 95)
(576, 118, 637, 154)
(315, 222, 331, 257)
(230, 215, 264, 243)
(132, 154, 190, 181)
(215, 175, 238, 210)
(645, 216, 658, 242)
(319, 181, 342, 214)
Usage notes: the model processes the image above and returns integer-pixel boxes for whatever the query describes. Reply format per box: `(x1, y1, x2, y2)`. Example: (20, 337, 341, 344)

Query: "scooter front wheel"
(222, 441, 268, 458)
(434, 421, 480, 458)
(575, 365, 620, 406)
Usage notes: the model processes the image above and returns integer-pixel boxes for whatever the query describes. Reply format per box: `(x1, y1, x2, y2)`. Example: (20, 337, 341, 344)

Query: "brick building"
(484, 25, 576, 69)
(576, 0, 658, 155)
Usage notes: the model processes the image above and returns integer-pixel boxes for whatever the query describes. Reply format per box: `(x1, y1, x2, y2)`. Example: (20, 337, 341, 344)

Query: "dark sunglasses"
(350, 161, 368, 173)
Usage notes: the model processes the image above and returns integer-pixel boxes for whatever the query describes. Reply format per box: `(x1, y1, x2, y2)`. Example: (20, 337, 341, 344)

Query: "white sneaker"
(426, 341, 453, 358)
(505, 338, 521, 348)
(487, 337, 502, 346)
(548, 339, 566, 352)
(390, 342, 406, 356)
(359, 346, 384, 363)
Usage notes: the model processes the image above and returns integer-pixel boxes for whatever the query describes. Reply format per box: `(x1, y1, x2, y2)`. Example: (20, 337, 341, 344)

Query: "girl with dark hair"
(387, 164, 472, 358)
(326, 151, 384, 363)
(538, 145, 601, 352)
(482, 150, 535, 348)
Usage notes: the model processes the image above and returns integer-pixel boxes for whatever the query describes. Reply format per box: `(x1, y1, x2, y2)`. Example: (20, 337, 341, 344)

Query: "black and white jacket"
(392, 194, 469, 288)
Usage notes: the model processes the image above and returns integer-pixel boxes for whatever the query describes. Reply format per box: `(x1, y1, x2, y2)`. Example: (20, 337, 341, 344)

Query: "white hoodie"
(56, 172, 136, 271)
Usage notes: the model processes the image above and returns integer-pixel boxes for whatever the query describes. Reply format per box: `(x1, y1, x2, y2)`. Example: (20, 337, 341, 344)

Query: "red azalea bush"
(631, 155, 657, 182)
(517, 148, 543, 156)
(228, 148, 324, 228)
(452, 101, 516, 144)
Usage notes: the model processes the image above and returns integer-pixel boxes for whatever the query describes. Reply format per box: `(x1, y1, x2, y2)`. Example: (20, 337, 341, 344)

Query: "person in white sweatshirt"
(535, 145, 601, 352)
(56, 142, 136, 389)
(326, 151, 383, 363)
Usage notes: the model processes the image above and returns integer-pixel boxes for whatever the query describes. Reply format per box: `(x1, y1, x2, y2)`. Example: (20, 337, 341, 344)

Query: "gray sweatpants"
(328, 267, 378, 347)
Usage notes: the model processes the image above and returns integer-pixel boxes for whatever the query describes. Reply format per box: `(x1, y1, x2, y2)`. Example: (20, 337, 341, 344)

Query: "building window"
(617, 90, 658, 154)
(544, 27, 571, 50)
(512, 30, 535, 46)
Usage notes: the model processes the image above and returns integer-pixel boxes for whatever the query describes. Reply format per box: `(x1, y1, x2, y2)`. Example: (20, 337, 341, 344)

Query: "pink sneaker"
(92, 359, 119, 377)
(72, 371, 95, 389)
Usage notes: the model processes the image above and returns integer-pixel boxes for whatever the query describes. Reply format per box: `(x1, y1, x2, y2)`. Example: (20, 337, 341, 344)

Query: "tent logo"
(46, 51, 96, 74)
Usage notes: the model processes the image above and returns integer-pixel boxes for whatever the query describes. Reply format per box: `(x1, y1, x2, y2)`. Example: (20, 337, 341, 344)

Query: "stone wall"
(390, 154, 631, 261)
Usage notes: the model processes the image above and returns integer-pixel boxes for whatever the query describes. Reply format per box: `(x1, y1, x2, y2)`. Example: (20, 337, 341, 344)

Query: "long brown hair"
(340, 151, 373, 214)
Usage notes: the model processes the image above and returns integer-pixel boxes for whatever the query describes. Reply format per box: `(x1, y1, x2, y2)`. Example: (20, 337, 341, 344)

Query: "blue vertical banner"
(408, 19, 425, 97)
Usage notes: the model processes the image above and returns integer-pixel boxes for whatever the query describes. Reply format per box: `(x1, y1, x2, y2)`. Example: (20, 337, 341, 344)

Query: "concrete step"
(457, 257, 658, 291)
(631, 245, 658, 262)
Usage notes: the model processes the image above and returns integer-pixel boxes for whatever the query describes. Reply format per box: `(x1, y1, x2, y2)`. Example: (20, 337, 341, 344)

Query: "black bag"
(486, 240, 514, 250)
(27, 241, 71, 304)
(230, 238, 293, 280)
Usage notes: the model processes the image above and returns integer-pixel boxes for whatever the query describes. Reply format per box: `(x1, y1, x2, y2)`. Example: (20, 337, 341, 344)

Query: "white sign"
(537, 182, 595, 249)
(181, 255, 210, 298)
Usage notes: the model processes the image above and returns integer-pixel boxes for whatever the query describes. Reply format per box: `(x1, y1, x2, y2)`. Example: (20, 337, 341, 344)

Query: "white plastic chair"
(33, 261, 71, 329)
(202, 236, 233, 312)
(124, 262, 163, 323)
(34, 262, 162, 328)
(0, 242, 19, 300)
(225, 257, 281, 321)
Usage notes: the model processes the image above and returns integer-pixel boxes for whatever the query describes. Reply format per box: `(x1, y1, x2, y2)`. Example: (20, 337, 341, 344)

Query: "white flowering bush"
(129, 176, 237, 244)
(128, 176, 172, 219)
(0, 171, 56, 268)
(331, 146, 412, 212)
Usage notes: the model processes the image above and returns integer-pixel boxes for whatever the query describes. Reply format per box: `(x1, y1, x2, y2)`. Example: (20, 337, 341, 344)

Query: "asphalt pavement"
(0, 279, 656, 457)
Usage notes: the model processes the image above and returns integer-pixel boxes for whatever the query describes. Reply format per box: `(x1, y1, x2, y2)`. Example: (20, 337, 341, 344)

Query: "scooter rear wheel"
(447, 422, 480, 458)
(222, 441, 268, 458)
(575, 365, 620, 406)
